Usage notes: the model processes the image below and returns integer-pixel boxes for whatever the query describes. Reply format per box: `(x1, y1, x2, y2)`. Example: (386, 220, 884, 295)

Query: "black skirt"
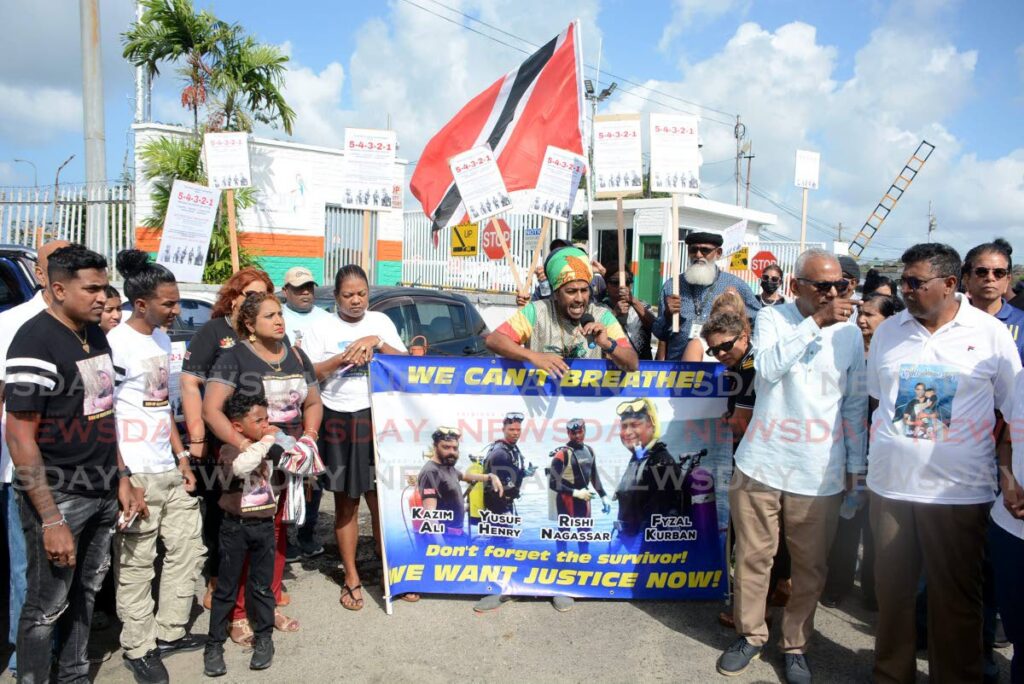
(319, 406, 376, 497)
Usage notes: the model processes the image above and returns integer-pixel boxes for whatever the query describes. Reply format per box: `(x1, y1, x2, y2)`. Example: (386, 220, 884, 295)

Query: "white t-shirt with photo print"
(867, 294, 1022, 504)
(108, 323, 177, 474)
(301, 311, 406, 413)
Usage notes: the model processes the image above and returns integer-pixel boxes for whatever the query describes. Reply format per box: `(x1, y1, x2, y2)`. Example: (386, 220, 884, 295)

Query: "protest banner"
(341, 127, 399, 270)
(157, 179, 221, 283)
(794, 149, 821, 251)
(594, 113, 643, 298)
(649, 113, 701, 194)
(450, 146, 521, 291)
(203, 132, 251, 272)
(371, 356, 733, 613)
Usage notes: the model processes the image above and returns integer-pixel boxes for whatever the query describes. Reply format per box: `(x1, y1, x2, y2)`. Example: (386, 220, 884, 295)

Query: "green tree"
(123, 0, 295, 283)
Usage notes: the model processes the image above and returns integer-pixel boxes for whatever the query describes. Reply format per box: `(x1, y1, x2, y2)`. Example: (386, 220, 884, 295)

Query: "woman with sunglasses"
(757, 264, 786, 307)
(682, 289, 746, 362)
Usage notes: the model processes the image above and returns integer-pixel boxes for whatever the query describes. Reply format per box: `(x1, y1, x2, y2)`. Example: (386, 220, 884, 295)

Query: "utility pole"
(81, 0, 107, 255)
(837, 222, 844, 242)
(734, 115, 744, 206)
(742, 142, 754, 208)
(133, 1, 150, 124)
(927, 201, 937, 242)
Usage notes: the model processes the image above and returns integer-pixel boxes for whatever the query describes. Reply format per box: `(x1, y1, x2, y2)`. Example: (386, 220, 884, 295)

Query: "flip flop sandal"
(397, 593, 421, 603)
(340, 584, 364, 611)
(274, 610, 300, 632)
(229, 619, 253, 645)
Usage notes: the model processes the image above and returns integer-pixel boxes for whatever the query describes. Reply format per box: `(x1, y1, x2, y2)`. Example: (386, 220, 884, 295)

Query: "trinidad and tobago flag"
(410, 21, 584, 233)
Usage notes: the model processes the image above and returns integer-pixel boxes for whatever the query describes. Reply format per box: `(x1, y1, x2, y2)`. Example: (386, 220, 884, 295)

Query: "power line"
(398, 0, 738, 127)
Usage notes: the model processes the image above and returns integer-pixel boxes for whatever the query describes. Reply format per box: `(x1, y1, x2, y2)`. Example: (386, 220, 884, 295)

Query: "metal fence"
(324, 204, 377, 280)
(0, 184, 134, 267)
(715, 240, 825, 296)
(401, 211, 561, 293)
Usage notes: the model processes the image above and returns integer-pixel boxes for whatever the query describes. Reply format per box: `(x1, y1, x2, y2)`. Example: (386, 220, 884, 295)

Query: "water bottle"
(274, 431, 297, 452)
(839, 483, 866, 520)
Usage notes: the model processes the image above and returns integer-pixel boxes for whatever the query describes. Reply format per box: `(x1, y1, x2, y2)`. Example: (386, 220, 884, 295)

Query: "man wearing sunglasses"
(962, 238, 1024, 363)
(718, 248, 866, 682)
(652, 232, 761, 361)
(867, 243, 1022, 683)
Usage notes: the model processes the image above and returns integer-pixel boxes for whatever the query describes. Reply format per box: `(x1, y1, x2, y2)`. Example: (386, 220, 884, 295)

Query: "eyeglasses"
(616, 398, 650, 419)
(687, 245, 718, 257)
(899, 275, 945, 291)
(503, 412, 525, 423)
(434, 426, 461, 439)
(971, 267, 1009, 279)
(706, 334, 742, 357)
(760, 276, 781, 284)
(567, 419, 585, 431)
(797, 278, 851, 294)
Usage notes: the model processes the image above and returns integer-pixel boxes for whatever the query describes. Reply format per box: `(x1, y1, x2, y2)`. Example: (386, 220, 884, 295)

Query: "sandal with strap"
(274, 610, 300, 632)
(277, 591, 291, 607)
(229, 618, 253, 645)
(340, 583, 364, 611)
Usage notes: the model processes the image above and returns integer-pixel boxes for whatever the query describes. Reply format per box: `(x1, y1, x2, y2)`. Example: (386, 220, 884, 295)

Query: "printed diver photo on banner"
(369, 356, 735, 602)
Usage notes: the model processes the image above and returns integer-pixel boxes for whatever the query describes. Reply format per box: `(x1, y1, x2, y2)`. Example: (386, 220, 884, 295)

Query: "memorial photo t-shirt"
(5, 311, 118, 496)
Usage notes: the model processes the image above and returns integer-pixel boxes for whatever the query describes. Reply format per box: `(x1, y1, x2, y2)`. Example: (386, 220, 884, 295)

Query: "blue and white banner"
(371, 356, 733, 601)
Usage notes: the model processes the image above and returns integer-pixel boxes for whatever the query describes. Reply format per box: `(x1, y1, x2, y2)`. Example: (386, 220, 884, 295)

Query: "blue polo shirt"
(996, 300, 1024, 363)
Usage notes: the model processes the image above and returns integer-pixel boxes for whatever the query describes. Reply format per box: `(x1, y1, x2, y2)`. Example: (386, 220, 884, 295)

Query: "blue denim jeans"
(2, 483, 26, 674)
(17, 489, 117, 684)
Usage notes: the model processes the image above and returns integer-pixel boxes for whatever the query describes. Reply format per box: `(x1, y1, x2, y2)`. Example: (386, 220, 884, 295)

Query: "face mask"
(760, 279, 780, 294)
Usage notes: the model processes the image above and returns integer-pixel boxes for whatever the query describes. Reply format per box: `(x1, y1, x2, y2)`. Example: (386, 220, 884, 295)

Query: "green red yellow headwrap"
(545, 247, 593, 291)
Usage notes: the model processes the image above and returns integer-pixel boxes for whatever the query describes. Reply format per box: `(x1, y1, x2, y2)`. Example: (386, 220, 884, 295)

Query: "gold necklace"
(48, 310, 90, 352)
(254, 340, 285, 372)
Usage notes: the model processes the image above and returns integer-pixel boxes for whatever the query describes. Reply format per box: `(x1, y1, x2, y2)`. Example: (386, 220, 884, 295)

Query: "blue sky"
(0, 0, 1021, 258)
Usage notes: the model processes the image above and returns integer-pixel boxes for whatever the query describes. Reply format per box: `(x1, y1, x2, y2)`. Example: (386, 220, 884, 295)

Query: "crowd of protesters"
(2, 234, 1024, 683)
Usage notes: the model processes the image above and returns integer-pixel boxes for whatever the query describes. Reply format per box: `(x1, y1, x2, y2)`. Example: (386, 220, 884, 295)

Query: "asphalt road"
(15, 496, 1010, 683)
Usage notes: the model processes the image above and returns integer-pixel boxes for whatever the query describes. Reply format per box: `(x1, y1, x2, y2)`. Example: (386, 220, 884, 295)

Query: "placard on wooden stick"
(594, 113, 643, 289)
(523, 146, 587, 296)
(204, 132, 252, 273)
(341, 127, 399, 272)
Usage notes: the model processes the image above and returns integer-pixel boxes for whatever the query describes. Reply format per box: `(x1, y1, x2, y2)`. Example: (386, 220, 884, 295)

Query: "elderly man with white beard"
(653, 232, 761, 360)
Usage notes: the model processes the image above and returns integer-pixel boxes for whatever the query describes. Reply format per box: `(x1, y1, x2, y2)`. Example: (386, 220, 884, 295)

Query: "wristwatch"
(601, 339, 618, 355)
(117, 467, 132, 480)
(374, 336, 385, 351)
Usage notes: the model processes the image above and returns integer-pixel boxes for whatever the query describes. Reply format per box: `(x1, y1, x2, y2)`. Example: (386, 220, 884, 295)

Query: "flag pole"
(491, 217, 524, 293)
(670, 193, 680, 333)
(521, 216, 551, 300)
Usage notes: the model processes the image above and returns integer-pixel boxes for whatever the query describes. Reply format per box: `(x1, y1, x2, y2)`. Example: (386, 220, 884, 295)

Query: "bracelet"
(189, 437, 206, 445)
(41, 516, 67, 531)
(303, 429, 319, 441)
(175, 450, 191, 462)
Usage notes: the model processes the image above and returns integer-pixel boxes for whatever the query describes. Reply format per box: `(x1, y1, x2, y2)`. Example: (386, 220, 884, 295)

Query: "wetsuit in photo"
(483, 440, 525, 515)
(614, 441, 680, 539)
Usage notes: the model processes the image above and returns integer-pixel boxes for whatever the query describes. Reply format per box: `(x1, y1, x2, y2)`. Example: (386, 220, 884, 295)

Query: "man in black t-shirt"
(5, 245, 145, 682)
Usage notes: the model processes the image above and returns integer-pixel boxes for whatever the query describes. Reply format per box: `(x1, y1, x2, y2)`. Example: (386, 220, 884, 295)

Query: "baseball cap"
(284, 266, 316, 288)
(837, 255, 861, 281)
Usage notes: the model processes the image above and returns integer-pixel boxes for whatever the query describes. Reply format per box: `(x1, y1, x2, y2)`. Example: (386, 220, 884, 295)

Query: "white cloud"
(0, 83, 82, 144)
(609, 17, 1022, 257)
(659, 0, 749, 53)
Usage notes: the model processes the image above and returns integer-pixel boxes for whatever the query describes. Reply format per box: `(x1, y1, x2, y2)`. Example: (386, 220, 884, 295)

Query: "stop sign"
(751, 251, 778, 279)
(482, 219, 512, 260)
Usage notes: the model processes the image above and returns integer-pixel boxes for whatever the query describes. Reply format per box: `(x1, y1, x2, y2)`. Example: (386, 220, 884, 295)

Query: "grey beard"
(684, 262, 717, 287)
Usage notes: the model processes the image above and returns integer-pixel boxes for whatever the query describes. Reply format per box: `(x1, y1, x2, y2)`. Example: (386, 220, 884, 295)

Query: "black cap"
(838, 255, 861, 281)
(684, 232, 724, 247)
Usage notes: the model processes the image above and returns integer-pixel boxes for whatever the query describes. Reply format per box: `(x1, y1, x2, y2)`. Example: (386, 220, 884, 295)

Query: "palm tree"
(208, 29, 295, 135)
(122, 0, 227, 133)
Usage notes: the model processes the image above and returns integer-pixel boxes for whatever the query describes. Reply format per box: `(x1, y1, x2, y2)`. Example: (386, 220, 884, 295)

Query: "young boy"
(203, 393, 281, 677)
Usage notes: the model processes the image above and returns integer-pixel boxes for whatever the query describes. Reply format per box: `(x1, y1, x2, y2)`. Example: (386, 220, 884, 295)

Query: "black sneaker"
(156, 634, 207, 655)
(203, 642, 227, 678)
(284, 542, 302, 562)
(716, 637, 762, 676)
(123, 650, 169, 684)
(784, 653, 812, 684)
(250, 636, 274, 671)
(299, 540, 325, 559)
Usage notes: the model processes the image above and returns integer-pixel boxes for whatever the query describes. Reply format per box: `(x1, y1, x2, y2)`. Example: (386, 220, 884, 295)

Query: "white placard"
(449, 146, 512, 223)
(593, 114, 643, 198)
(203, 132, 251, 189)
(529, 146, 586, 221)
(157, 179, 221, 283)
(794, 149, 821, 190)
(649, 113, 701, 194)
(377, 209, 404, 242)
(720, 219, 748, 256)
(340, 128, 398, 211)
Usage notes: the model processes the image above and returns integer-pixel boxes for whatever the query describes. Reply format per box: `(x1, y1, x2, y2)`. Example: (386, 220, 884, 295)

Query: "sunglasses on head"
(797, 277, 850, 294)
(434, 426, 461, 439)
(706, 334, 742, 357)
(687, 245, 718, 257)
(504, 412, 525, 424)
(616, 399, 650, 420)
(899, 275, 945, 291)
(972, 267, 1009, 279)
(567, 419, 585, 431)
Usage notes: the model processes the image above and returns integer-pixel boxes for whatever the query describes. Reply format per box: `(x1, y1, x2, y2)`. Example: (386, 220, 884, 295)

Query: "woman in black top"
(180, 267, 275, 617)
(203, 292, 323, 638)
(756, 264, 786, 307)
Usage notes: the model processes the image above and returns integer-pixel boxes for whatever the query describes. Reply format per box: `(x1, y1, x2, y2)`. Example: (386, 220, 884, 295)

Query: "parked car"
(0, 245, 39, 313)
(120, 290, 217, 345)
(308, 285, 491, 357)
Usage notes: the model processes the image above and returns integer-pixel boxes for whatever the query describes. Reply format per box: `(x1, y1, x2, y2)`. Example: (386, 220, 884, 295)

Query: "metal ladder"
(849, 140, 935, 258)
